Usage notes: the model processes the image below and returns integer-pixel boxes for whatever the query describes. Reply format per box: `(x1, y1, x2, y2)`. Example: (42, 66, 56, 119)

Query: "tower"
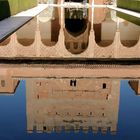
(26, 78, 120, 134)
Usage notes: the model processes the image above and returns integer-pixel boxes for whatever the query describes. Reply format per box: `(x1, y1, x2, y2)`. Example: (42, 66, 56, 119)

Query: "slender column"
(58, 0, 64, 5)
(114, 18, 120, 58)
(91, 7, 94, 31)
(35, 16, 41, 57)
(58, 6, 65, 52)
(89, 0, 94, 6)
(117, 18, 120, 30)
(11, 33, 17, 56)
(61, 6, 64, 28)
(137, 36, 140, 57)
(88, 7, 95, 57)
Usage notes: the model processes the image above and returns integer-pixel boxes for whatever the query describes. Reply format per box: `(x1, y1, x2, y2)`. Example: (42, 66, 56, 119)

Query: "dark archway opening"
(65, 8, 88, 37)
(65, 19, 87, 36)
(65, 8, 90, 55)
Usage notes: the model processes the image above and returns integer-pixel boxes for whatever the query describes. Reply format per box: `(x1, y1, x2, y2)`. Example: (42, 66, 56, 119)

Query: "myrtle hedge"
(117, 0, 140, 12)
(0, 0, 37, 20)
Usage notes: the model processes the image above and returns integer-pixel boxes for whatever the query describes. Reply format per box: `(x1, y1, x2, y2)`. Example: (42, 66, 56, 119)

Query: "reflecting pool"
(0, 64, 140, 140)
(0, 4, 140, 140)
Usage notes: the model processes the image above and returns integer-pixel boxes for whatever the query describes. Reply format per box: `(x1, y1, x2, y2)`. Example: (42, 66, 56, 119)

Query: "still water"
(0, 75, 140, 140)
(0, 5, 140, 140)
(0, 65, 140, 140)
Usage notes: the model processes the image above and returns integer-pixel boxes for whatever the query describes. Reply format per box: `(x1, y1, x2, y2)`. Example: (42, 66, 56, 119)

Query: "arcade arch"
(64, 8, 90, 54)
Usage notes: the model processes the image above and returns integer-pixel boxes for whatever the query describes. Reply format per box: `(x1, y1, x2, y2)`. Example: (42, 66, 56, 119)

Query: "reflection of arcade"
(65, 8, 90, 54)
(0, 7, 140, 59)
(94, 8, 116, 47)
(39, 7, 60, 46)
(26, 78, 120, 134)
(57, 0, 108, 5)
(39, 0, 108, 5)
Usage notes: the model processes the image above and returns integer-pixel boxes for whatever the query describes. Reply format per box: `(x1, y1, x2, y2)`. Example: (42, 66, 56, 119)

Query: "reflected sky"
(0, 79, 140, 140)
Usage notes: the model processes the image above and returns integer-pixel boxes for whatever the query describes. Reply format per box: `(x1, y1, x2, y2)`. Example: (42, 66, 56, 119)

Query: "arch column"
(35, 16, 41, 57)
(57, 6, 65, 53)
(11, 33, 18, 56)
(58, 0, 64, 5)
(89, 0, 94, 6)
(88, 7, 95, 57)
(114, 18, 121, 58)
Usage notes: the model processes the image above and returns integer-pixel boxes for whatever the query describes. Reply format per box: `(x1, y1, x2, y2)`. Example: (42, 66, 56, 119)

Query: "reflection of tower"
(129, 80, 140, 95)
(0, 72, 19, 94)
(26, 78, 120, 134)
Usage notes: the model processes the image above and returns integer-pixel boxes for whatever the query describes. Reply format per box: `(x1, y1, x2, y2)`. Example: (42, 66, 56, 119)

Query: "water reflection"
(1, 64, 140, 140)
(0, 69, 120, 134)
(26, 78, 119, 134)
(94, 8, 117, 47)
(65, 8, 90, 54)
(117, 12, 140, 47)
(16, 18, 36, 46)
(39, 7, 60, 46)
(0, 37, 10, 46)
(0, 7, 140, 59)
(129, 80, 140, 95)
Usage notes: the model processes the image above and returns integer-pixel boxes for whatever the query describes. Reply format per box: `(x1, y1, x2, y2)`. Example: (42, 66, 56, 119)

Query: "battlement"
(27, 125, 116, 134)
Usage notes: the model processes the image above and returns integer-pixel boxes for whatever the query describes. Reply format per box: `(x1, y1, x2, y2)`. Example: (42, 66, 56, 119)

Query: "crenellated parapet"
(28, 125, 116, 134)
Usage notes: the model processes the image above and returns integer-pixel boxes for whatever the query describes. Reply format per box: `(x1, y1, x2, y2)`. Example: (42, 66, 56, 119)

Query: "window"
(43, 126, 46, 131)
(103, 83, 106, 89)
(37, 95, 39, 99)
(1, 80, 5, 87)
(70, 80, 77, 87)
(90, 112, 92, 115)
(106, 94, 109, 100)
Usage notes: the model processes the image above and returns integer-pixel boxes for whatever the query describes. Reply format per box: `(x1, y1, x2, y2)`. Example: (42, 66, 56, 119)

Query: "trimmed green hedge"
(117, 0, 140, 12)
(117, 12, 140, 26)
(0, 0, 37, 20)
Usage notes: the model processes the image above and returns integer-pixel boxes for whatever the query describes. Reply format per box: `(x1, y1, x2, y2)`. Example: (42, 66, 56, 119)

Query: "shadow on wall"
(0, 0, 11, 21)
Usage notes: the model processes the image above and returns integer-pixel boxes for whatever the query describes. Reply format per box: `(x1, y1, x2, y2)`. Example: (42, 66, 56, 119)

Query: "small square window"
(1, 80, 5, 87)
(43, 126, 46, 131)
(70, 80, 77, 87)
(103, 83, 106, 89)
